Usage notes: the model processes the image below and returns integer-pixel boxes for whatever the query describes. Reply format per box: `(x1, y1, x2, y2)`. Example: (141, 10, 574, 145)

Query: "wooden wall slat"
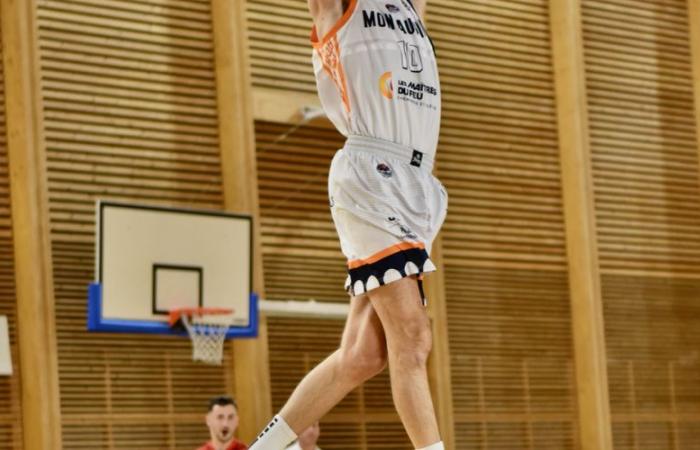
(584, 0, 700, 274)
(37, 1, 230, 448)
(583, 0, 700, 448)
(214, 0, 273, 437)
(246, 0, 317, 93)
(2, 0, 65, 444)
(602, 275, 700, 449)
(0, 17, 23, 448)
(255, 121, 348, 304)
(550, 0, 614, 446)
(691, 0, 700, 224)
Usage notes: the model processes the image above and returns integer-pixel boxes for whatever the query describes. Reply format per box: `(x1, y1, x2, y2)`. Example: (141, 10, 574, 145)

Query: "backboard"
(87, 201, 257, 338)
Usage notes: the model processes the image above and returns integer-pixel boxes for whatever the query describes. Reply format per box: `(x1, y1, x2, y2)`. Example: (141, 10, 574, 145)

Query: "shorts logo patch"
(376, 163, 393, 178)
(400, 225, 418, 239)
(387, 216, 418, 239)
(411, 150, 423, 167)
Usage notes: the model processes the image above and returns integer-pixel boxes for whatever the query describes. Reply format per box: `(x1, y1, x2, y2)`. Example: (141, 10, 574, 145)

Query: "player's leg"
(279, 294, 387, 430)
(249, 295, 387, 449)
(367, 276, 442, 449)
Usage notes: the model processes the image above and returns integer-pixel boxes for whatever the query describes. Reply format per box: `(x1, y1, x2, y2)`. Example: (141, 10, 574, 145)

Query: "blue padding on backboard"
(87, 282, 259, 338)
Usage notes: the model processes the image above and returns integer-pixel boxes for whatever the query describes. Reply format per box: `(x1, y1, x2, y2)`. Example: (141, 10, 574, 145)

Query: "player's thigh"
(339, 294, 387, 361)
(366, 277, 431, 348)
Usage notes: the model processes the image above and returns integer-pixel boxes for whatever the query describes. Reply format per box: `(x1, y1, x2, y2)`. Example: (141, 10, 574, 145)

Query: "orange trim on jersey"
(310, 0, 359, 48)
(335, 50, 351, 113)
(318, 36, 351, 114)
(347, 242, 427, 269)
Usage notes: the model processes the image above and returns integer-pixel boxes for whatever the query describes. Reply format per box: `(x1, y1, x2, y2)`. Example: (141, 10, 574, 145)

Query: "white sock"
(417, 442, 445, 450)
(249, 415, 297, 450)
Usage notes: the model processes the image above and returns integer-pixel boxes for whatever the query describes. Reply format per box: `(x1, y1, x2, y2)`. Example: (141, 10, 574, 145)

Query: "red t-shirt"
(196, 439, 248, 450)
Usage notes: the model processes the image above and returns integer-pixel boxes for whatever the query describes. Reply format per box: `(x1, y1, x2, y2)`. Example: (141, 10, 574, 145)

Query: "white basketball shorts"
(328, 135, 448, 299)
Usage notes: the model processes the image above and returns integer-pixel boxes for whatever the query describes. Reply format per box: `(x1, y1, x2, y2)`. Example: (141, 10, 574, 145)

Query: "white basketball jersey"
(311, 0, 441, 157)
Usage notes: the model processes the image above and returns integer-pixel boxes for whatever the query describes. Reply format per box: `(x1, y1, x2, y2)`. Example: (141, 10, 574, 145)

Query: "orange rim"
(168, 307, 233, 327)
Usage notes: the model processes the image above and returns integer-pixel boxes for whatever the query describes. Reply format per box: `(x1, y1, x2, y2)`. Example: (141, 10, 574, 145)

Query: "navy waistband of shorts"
(344, 135, 435, 172)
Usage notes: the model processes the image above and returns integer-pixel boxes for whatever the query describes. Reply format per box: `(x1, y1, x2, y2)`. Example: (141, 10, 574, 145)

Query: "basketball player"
(250, 1, 446, 449)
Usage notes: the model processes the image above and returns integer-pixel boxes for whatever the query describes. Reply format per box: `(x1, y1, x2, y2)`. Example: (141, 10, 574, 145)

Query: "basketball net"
(171, 308, 233, 365)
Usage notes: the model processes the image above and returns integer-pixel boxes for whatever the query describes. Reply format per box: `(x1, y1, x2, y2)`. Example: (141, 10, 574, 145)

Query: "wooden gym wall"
(1, 1, 700, 450)
(583, 0, 700, 448)
(0, 11, 23, 448)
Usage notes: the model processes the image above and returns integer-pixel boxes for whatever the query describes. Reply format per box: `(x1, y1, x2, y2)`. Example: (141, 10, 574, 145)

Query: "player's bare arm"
(307, 0, 347, 39)
(412, 0, 428, 20)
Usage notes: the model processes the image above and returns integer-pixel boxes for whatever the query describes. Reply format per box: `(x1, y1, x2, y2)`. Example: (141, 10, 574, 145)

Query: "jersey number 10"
(398, 41, 423, 73)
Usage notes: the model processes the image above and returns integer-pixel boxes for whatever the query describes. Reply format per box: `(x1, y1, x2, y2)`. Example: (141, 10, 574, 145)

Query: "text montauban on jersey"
(362, 9, 427, 38)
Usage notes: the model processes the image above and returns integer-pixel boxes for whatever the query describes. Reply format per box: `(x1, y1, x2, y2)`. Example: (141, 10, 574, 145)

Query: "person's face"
(206, 404, 239, 444)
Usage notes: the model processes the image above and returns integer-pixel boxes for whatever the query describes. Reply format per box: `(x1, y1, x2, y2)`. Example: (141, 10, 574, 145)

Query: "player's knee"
(358, 350, 388, 381)
(392, 324, 432, 369)
(339, 346, 387, 383)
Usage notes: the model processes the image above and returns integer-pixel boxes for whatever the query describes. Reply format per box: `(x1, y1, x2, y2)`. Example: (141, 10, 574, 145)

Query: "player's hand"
(297, 422, 321, 450)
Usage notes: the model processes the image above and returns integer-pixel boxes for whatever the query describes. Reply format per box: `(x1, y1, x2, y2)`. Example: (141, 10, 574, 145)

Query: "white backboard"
(88, 202, 256, 337)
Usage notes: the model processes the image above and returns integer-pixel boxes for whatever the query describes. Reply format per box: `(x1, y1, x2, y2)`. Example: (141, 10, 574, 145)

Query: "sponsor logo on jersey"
(386, 3, 400, 12)
(397, 79, 437, 100)
(362, 10, 426, 38)
(379, 71, 394, 99)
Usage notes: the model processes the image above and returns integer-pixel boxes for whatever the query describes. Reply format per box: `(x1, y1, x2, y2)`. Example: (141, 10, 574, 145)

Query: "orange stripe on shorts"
(347, 242, 426, 269)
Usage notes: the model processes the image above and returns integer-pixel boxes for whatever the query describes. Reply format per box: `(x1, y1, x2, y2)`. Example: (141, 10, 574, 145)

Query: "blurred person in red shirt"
(197, 396, 247, 450)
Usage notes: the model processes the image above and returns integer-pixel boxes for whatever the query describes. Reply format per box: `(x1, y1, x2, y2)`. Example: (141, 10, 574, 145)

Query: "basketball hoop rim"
(168, 307, 234, 327)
